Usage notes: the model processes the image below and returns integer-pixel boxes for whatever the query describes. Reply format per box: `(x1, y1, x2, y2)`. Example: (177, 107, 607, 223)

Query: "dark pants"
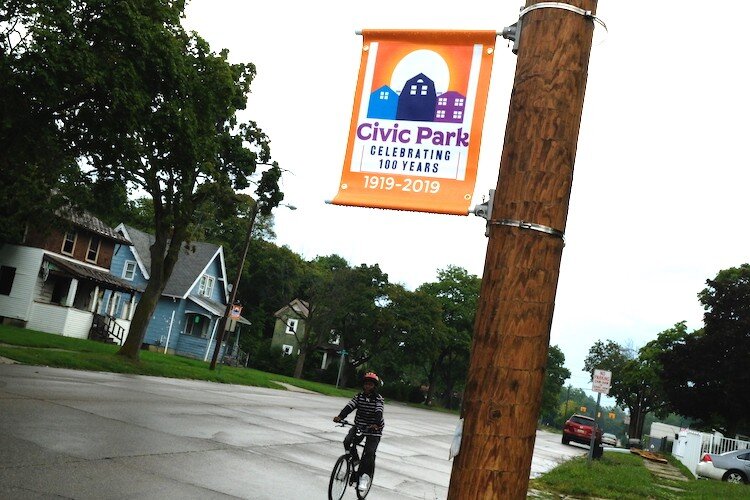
(344, 426, 380, 478)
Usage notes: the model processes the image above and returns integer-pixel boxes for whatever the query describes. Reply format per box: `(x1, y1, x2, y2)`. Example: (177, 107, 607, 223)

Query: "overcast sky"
(183, 1, 750, 400)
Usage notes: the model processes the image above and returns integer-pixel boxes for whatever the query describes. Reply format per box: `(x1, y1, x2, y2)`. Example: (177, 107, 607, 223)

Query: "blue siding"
(143, 297, 185, 347)
(99, 243, 146, 318)
(105, 231, 229, 362)
(188, 254, 226, 303)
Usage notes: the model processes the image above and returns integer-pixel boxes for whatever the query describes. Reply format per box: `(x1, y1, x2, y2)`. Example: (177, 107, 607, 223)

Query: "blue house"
(367, 85, 398, 119)
(396, 73, 437, 122)
(104, 224, 248, 360)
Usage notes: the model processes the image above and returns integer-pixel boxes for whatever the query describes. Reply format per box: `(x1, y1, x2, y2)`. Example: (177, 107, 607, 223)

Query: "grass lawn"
(0, 324, 356, 398)
(529, 451, 750, 499)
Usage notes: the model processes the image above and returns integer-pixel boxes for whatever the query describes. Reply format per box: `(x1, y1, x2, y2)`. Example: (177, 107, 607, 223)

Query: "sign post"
(588, 369, 612, 464)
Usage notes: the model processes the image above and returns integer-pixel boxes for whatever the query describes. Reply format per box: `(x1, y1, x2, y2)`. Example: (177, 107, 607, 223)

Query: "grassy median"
(529, 451, 749, 499)
(0, 324, 355, 397)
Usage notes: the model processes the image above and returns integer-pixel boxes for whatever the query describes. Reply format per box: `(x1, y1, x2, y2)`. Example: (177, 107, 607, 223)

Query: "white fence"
(673, 429, 750, 477)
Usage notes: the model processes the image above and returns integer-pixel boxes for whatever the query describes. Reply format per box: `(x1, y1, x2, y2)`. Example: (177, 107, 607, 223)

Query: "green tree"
(371, 284, 448, 392)
(291, 256, 390, 381)
(539, 345, 571, 424)
(417, 265, 480, 406)
(2, 1, 283, 360)
(583, 340, 667, 443)
(657, 265, 750, 436)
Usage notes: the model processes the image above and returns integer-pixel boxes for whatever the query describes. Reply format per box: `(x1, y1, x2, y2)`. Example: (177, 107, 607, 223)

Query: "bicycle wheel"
(328, 454, 350, 500)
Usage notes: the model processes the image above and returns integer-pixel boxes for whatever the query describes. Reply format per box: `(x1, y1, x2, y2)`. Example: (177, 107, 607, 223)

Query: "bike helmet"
(363, 372, 380, 386)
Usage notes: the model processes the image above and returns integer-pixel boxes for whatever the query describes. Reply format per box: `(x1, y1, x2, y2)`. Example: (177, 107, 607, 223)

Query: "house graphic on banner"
(435, 90, 466, 123)
(367, 85, 398, 119)
(397, 73, 437, 121)
(366, 74, 466, 124)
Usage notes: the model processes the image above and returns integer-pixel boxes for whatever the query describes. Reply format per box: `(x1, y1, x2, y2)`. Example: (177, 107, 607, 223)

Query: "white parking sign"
(592, 369, 612, 394)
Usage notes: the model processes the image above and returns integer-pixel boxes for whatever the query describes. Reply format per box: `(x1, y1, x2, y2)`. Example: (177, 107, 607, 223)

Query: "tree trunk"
(293, 349, 307, 379)
(425, 362, 438, 406)
(117, 222, 184, 360)
(117, 280, 162, 358)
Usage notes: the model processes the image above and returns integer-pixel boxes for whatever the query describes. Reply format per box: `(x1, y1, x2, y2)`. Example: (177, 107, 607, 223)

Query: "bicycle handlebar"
(335, 419, 381, 436)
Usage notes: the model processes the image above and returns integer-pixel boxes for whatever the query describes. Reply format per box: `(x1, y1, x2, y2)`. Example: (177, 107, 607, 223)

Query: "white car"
(696, 449, 750, 484)
(601, 433, 617, 447)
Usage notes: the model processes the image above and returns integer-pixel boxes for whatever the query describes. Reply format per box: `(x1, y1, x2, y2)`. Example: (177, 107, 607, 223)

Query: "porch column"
(89, 286, 99, 312)
(65, 278, 78, 307)
(321, 351, 328, 369)
(128, 294, 136, 320)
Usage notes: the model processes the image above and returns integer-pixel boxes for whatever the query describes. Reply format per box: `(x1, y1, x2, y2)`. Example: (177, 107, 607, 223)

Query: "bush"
(380, 380, 425, 404)
(247, 339, 295, 376)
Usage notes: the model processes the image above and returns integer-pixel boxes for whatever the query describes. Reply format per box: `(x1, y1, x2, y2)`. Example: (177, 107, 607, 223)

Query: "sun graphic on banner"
(390, 50, 450, 94)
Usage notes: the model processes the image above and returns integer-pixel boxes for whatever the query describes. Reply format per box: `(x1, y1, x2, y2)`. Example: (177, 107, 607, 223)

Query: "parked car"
(562, 414, 603, 457)
(602, 432, 618, 447)
(696, 449, 750, 484)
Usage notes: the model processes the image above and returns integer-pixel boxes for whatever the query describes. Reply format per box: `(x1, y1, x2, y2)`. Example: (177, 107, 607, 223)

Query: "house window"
(379, 90, 390, 100)
(329, 330, 340, 345)
(0, 266, 16, 295)
(281, 344, 294, 356)
(185, 314, 210, 338)
(86, 235, 101, 263)
(198, 275, 215, 298)
(436, 110, 445, 119)
(286, 318, 298, 335)
(452, 110, 463, 120)
(454, 97, 465, 107)
(438, 97, 447, 106)
(122, 261, 137, 280)
(61, 231, 76, 255)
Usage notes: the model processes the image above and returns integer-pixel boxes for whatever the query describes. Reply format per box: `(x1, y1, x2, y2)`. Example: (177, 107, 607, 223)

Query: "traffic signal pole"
(447, 1, 598, 498)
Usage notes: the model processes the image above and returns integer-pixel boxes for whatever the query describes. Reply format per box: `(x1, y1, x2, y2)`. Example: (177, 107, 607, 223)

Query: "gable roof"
(59, 209, 132, 245)
(119, 224, 227, 299)
(274, 298, 310, 319)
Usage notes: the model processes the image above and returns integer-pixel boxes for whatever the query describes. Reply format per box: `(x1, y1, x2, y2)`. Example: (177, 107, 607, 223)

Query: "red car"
(562, 414, 603, 456)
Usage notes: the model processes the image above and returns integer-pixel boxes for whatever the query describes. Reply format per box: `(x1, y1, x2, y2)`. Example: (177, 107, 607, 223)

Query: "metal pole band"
(519, 2, 607, 32)
(490, 219, 565, 241)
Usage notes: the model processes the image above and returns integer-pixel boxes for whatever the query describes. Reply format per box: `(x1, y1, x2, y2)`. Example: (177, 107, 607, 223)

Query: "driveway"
(0, 364, 586, 499)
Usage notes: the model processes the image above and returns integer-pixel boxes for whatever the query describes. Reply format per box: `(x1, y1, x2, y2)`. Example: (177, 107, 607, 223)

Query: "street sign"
(229, 304, 242, 320)
(592, 369, 612, 394)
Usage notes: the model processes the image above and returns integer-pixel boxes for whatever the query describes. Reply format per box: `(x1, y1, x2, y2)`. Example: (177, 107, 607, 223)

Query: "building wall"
(188, 255, 226, 303)
(25, 227, 116, 269)
(0, 244, 44, 323)
(26, 301, 94, 339)
(271, 312, 307, 354)
(144, 297, 185, 347)
(100, 243, 146, 320)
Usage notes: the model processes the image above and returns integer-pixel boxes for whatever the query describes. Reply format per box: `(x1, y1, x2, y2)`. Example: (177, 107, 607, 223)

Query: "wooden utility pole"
(447, 1, 598, 498)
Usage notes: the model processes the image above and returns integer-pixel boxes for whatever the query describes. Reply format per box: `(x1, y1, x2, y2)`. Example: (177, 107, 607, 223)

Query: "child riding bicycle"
(332, 371, 384, 493)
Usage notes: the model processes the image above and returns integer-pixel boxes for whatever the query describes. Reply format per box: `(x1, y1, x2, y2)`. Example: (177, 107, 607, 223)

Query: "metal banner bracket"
(490, 219, 565, 242)
(501, 2, 607, 54)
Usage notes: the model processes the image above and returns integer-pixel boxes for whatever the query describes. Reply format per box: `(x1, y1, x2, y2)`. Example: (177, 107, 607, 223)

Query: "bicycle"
(328, 420, 375, 500)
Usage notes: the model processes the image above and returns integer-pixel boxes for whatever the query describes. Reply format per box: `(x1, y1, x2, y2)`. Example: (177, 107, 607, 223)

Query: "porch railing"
(89, 314, 125, 345)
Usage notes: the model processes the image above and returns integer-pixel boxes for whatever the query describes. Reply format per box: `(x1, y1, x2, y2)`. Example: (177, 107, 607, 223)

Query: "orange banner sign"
(332, 29, 497, 215)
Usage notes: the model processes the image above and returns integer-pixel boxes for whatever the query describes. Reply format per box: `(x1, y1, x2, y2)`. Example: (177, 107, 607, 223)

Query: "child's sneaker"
(358, 473, 370, 492)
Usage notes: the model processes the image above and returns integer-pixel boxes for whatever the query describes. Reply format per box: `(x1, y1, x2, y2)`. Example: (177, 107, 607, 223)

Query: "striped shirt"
(337, 392, 385, 435)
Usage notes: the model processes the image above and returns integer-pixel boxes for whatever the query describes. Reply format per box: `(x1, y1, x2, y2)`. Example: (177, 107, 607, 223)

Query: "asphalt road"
(0, 364, 587, 499)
